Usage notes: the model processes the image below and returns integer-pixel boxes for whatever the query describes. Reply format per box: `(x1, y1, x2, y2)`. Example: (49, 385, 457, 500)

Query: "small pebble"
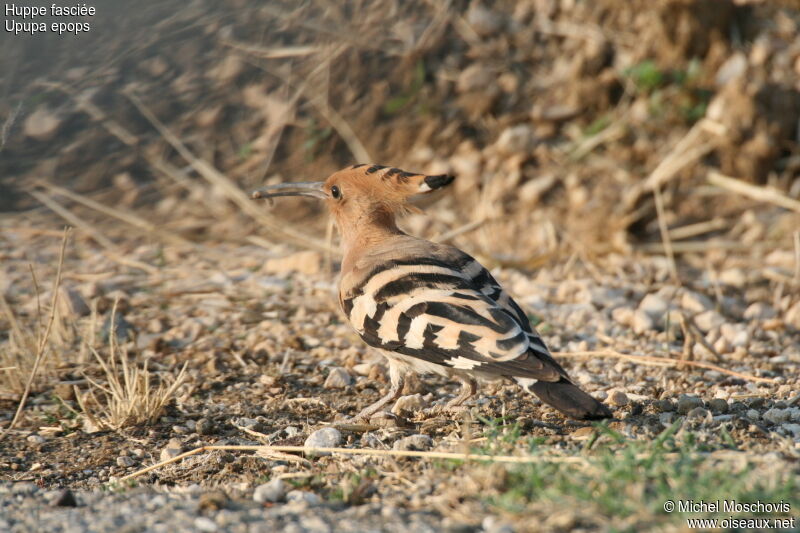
(708, 398, 729, 414)
(680, 290, 713, 313)
(782, 423, 800, 439)
(632, 310, 655, 334)
(160, 448, 182, 461)
(194, 516, 218, 532)
(116, 456, 135, 468)
(392, 434, 433, 452)
(26, 434, 46, 445)
(653, 399, 674, 412)
(286, 490, 321, 506)
(676, 395, 703, 415)
(253, 479, 286, 503)
(743, 302, 776, 320)
(748, 397, 766, 409)
(694, 310, 725, 333)
(323, 367, 352, 389)
(762, 408, 790, 424)
(195, 418, 214, 435)
(608, 390, 629, 407)
(391, 394, 424, 415)
(304, 427, 342, 455)
(360, 432, 383, 448)
(638, 294, 670, 319)
(687, 407, 710, 420)
(745, 409, 760, 420)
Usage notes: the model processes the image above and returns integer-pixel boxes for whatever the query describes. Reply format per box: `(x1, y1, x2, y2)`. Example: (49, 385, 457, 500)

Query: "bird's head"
(251, 164, 454, 243)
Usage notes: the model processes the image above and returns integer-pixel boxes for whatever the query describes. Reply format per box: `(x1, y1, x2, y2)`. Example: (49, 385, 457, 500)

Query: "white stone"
(26, 434, 46, 445)
(638, 293, 670, 319)
(323, 367, 352, 389)
(351, 363, 374, 376)
(694, 310, 725, 333)
(680, 290, 713, 313)
(611, 307, 634, 327)
(24, 108, 61, 140)
(194, 517, 218, 533)
(785, 301, 800, 329)
(715, 53, 748, 86)
(286, 490, 321, 506)
(304, 427, 342, 455)
(160, 448, 181, 461)
(632, 310, 655, 334)
(253, 479, 286, 503)
(391, 394, 424, 415)
(116, 456, 135, 468)
(743, 302, 776, 320)
(720, 323, 749, 348)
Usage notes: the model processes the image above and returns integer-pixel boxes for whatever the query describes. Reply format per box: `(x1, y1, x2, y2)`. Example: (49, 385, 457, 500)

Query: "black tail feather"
(529, 378, 612, 420)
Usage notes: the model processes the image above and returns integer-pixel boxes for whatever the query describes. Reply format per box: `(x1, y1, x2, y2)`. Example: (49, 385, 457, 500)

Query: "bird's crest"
(327, 164, 454, 212)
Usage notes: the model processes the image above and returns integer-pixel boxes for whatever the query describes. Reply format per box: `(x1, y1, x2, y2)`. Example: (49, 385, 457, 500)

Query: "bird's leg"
(352, 361, 405, 421)
(446, 375, 478, 408)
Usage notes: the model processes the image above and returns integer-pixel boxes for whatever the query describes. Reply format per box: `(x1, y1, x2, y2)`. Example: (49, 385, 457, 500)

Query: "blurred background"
(2, 0, 798, 265)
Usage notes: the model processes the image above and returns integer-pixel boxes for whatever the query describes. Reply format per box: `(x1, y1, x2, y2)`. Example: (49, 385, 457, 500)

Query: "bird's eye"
(330, 185, 342, 199)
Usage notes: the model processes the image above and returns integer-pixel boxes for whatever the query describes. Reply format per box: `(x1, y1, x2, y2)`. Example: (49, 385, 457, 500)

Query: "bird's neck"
(338, 207, 404, 273)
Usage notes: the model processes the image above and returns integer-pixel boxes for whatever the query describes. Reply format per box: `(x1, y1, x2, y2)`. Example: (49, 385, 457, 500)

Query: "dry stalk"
(247, 43, 372, 163)
(0, 102, 22, 152)
(667, 218, 728, 241)
(1, 228, 69, 440)
(708, 171, 800, 213)
(77, 301, 188, 430)
(117, 443, 773, 484)
(637, 240, 753, 254)
(123, 90, 335, 255)
(432, 217, 489, 244)
(794, 231, 800, 282)
(29, 190, 158, 274)
(653, 186, 680, 284)
(36, 180, 191, 246)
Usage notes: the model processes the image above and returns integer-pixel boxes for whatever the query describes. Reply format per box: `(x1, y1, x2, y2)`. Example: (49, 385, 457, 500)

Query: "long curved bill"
(250, 181, 327, 200)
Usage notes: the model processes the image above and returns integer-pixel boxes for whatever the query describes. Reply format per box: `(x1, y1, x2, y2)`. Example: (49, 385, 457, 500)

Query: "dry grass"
(76, 303, 188, 431)
(0, 229, 69, 438)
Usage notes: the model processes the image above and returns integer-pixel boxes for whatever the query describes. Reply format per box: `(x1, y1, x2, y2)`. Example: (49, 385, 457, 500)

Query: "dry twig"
(29, 191, 157, 274)
(1, 228, 69, 440)
(77, 301, 188, 430)
(123, 90, 335, 254)
(708, 171, 800, 213)
(118, 442, 774, 484)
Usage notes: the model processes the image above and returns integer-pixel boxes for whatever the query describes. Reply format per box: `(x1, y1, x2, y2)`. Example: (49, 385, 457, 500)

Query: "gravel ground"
(0, 482, 453, 533)
(1, 235, 798, 532)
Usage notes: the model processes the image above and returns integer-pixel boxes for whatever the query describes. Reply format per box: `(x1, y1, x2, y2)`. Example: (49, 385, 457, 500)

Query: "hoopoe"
(252, 164, 611, 420)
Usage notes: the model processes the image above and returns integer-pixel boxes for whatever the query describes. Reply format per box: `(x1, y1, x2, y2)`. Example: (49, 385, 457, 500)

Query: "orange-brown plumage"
(251, 164, 611, 421)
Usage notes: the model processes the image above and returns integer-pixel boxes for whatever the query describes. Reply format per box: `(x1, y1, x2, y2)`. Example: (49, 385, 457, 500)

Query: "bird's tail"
(522, 378, 612, 420)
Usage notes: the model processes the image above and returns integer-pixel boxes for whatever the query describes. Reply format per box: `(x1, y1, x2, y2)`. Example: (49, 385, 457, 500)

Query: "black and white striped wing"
(340, 255, 566, 381)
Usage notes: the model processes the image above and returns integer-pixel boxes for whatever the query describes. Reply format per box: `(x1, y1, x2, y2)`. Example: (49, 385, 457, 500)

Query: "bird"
(251, 164, 611, 421)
